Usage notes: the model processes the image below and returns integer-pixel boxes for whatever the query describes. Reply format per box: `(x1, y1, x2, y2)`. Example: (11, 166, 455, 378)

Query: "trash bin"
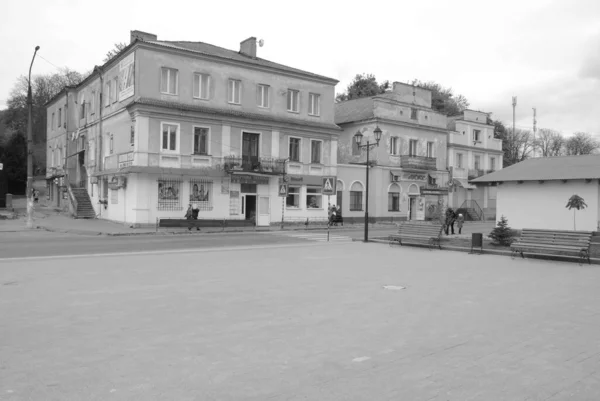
(470, 232, 483, 254)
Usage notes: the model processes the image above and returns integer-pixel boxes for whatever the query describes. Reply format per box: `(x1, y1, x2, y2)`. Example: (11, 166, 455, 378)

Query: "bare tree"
(535, 128, 565, 157)
(500, 128, 534, 167)
(103, 42, 128, 63)
(564, 132, 600, 155)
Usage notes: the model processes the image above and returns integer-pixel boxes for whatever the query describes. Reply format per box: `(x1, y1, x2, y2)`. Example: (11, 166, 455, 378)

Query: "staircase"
(70, 187, 96, 219)
(457, 200, 484, 222)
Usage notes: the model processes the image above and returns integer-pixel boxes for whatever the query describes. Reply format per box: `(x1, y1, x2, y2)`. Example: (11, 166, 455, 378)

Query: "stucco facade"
(335, 83, 450, 222)
(496, 181, 600, 231)
(46, 30, 340, 225)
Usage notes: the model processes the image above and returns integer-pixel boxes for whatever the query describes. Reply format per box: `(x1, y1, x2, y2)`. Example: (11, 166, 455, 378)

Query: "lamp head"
(354, 131, 363, 145)
(35, 46, 40, 51)
(373, 126, 382, 144)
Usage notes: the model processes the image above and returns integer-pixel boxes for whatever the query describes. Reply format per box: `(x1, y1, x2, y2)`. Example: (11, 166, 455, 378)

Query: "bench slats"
(511, 228, 592, 265)
(390, 222, 444, 250)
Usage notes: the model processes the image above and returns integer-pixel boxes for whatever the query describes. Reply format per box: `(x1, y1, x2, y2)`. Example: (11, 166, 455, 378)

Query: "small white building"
(471, 155, 600, 231)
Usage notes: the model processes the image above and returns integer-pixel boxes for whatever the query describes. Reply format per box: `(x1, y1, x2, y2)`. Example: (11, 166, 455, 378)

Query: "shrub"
(488, 215, 515, 246)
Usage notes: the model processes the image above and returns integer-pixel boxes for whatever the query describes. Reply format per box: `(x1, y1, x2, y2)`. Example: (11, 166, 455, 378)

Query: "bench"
(388, 222, 444, 250)
(156, 218, 255, 231)
(510, 228, 592, 265)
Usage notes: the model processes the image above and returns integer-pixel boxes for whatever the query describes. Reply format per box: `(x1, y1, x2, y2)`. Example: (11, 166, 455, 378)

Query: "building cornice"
(447, 143, 503, 154)
(338, 117, 448, 135)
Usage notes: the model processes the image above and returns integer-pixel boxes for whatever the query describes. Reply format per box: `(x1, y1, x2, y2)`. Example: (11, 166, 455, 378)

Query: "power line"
(37, 53, 63, 71)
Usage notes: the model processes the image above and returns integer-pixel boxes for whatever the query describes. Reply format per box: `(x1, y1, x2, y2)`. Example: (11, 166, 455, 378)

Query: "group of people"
(185, 203, 200, 231)
(443, 207, 464, 235)
(328, 204, 343, 226)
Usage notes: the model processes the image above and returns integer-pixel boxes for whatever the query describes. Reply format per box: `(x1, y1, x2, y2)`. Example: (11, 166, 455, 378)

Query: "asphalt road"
(2, 242, 600, 400)
(0, 227, 398, 259)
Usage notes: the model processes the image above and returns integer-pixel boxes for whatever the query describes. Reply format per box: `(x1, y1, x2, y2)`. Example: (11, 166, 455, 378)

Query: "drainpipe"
(94, 65, 104, 217)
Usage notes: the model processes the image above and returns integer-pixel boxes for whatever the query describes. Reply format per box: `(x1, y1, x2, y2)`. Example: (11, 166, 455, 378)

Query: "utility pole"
(532, 107, 537, 158)
(26, 46, 40, 229)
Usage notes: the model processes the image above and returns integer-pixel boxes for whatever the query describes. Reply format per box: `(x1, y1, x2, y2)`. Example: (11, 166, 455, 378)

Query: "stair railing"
(459, 200, 484, 221)
(66, 183, 79, 217)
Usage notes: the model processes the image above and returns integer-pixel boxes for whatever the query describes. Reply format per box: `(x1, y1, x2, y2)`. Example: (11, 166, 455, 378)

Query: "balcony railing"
(400, 155, 437, 170)
(223, 155, 286, 175)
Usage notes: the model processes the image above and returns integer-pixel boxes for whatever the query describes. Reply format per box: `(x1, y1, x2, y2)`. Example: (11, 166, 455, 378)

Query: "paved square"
(2, 243, 600, 400)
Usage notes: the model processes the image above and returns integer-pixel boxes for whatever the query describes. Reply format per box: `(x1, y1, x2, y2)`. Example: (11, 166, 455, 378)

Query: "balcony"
(468, 169, 495, 179)
(223, 155, 286, 175)
(400, 155, 437, 171)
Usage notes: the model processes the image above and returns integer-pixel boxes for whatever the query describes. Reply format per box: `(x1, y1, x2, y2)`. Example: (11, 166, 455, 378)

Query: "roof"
(129, 97, 341, 131)
(334, 97, 375, 124)
(471, 154, 600, 183)
(147, 40, 338, 84)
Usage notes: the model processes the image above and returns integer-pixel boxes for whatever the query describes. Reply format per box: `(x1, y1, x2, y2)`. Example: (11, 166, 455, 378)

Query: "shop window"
(158, 178, 182, 211)
(286, 186, 300, 208)
(189, 179, 213, 211)
(350, 181, 363, 211)
(388, 183, 401, 211)
(306, 186, 322, 209)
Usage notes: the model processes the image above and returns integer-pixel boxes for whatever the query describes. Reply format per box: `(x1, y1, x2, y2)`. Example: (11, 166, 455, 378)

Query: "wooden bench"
(389, 222, 444, 250)
(510, 228, 592, 265)
(156, 218, 255, 231)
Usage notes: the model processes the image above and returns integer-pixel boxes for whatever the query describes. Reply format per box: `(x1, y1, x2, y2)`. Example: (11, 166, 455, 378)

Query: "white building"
(471, 155, 600, 231)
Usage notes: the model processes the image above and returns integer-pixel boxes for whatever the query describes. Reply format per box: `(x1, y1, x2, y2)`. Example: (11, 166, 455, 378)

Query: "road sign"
(322, 176, 336, 195)
(278, 183, 288, 197)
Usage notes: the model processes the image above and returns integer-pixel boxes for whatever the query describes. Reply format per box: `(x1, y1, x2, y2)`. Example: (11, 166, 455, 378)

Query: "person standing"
(445, 208, 457, 235)
(192, 204, 200, 231)
(185, 204, 194, 231)
(456, 213, 465, 234)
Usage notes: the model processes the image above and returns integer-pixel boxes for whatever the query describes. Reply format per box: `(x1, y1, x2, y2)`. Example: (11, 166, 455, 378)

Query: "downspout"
(94, 65, 104, 217)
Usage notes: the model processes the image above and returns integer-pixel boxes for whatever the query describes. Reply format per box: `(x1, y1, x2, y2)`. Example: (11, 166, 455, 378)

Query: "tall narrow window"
(490, 157, 496, 171)
(409, 139, 418, 156)
(390, 136, 398, 155)
(228, 79, 241, 104)
(457, 153, 463, 168)
(287, 89, 299, 112)
(58, 108, 62, 128)
(427, 142, 434, 157)
(161, 123, 178, 152)
(51, 113, 55, 130)
(289, 137, 300, 162)
(350, 182, 364, 211)
(193, 73, 210, 100)
(112, 77, 118, 103)
(193, 127, 208, 155)
(473, 129, 481, 142)
(91, 91, 96, 115)
(105, 83, 111, 106)
(311, 140, 322, 164)
(308, 93, 320, 116)
(160, 67, 178, 95)
(80, 98, 85, 119)
(474, 155, 481, 170)
(388, 192, 400, 211)
(410, 108, 418, 120)
(257, 84, 269, 108)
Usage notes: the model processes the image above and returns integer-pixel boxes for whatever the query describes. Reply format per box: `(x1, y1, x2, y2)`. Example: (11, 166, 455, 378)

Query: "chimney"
(240, 37, 257, 58)
(130, 30, 158, 44)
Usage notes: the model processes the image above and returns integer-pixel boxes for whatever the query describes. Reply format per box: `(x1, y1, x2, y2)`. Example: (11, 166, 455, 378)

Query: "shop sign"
(118, 152, 134, 168)
(280, 175, 324, 186)
(404, 173, 427, 181)
(420, 188, 449, 196)
(230, 174, 270, 185)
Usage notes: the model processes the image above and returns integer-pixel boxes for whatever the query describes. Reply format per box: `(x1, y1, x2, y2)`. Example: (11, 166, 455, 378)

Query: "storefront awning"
(452, 178, 477, 190)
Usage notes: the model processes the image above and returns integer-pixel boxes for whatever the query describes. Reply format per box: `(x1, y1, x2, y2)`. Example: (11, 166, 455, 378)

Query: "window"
(189, 179, 213, 211)
(109, 134, 114, 154)
(474, 155, 481, 170)
(160, 67, 178, 95)
(91, 91, 96, 115)
(80, 98, 85, 119)
(161, 123, 178, 152)
(130, 124, 135, 147)
(490, 157, 496, 171)
(193, 127, 208, 155)
(57, 147, 62, 166)
(410, 108, 418, 120)
(409, 139, 418, 156)
(286, 186, 300, 208)
(308, 93, 320, 116)
(58, 108, 62, 128)
(350, 182, 363, 211)
(257, 84, 269, 108)
(105, 83, 111, 106)
(287, 89, 299, 112)
(388, 192, 400, 211)
(112, 77, 118, 103)
(310, 140, 322, 164)
(228, 79, 241, 104)
(51, 113, 55, 131)
(427, 142, 434, 158)
(289, 137, 300, 162)
(306, 187, 322, 209)
(193, 73, 210, 100)
(390, 136, 398, 155)
(157, 178, 182, 211)
(51, 149, 55, 167)
(457, 153, 463, 168)
(473, 129, 481, 142)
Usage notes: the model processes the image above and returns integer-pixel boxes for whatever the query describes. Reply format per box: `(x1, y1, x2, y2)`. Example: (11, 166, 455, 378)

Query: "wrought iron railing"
(458, 200, 484, 221)
(400, 155, 437, 170)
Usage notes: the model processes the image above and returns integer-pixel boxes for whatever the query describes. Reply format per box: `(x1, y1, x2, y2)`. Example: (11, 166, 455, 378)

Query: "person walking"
(327, 204, 334, 226)
(445, 208, 457, 235)
(456, 213, 464, 234)
(192, 204, 200, 231)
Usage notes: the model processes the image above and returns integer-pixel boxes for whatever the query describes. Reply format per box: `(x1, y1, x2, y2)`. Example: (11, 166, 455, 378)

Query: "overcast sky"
(1, 0, 599, 136)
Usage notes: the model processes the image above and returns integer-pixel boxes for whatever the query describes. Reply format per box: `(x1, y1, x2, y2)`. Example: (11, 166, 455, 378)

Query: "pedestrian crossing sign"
(322, 176, 336, 195)
(278, 183, 288, 197)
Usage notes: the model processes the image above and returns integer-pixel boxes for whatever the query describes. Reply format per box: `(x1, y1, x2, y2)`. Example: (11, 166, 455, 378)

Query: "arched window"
(388, 183, 401, 212)
(350, 181, 363, 211)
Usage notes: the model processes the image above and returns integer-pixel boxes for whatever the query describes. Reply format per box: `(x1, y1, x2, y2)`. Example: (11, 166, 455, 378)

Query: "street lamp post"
(354, 126, 382, 242)
(26, 45, 40, 229)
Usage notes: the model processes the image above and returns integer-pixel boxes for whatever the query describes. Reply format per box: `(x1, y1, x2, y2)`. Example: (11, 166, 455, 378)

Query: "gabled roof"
(334, 97, 375, 124)
(471, 154, 600, 183)
(147, 40, 338, 84)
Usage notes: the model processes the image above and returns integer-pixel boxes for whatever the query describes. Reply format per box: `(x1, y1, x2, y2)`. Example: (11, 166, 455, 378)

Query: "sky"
(1, 0, 599, 136)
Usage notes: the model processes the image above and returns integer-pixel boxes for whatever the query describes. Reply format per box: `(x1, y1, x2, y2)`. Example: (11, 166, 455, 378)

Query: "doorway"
(409, 196, 417, 220)
(244, 194, 256, 222)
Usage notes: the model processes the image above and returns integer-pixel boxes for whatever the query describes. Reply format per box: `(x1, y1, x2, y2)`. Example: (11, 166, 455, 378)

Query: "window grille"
(189, 179, 213, 211)
(158, 178, 182, 211)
